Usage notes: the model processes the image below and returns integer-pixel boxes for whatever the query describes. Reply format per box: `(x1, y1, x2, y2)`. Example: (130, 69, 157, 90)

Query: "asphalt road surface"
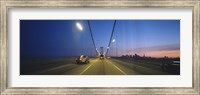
(25, 58, 172, 75)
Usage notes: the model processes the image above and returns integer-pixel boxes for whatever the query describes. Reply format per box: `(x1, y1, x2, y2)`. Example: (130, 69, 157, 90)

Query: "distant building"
(143, 53, 145, 58)
(164, 56, 168, 59)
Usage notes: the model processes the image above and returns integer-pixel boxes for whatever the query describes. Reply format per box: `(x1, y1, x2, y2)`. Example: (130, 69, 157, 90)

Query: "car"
(106, 56, 111, 59)
(76, 55, 89, 64)
(99, 54, 104, 60)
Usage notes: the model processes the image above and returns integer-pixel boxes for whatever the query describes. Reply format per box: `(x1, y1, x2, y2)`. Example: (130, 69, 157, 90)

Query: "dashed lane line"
(79, 59, 98, 75)
(106, 59, 127, 75)
(79, 64, 93, 75)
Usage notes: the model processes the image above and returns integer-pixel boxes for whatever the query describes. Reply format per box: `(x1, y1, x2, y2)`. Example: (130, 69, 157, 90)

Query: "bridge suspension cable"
(105, 20, 117, 56)
(87, 20, 98, 56)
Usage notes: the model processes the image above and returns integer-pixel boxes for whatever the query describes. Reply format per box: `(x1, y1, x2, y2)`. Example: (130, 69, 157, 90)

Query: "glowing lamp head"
(112, 39, 115, 43)
(76, 22, 83, 31)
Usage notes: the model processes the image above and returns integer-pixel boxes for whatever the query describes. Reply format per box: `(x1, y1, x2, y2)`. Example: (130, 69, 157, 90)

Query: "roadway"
(27, 58, 171, 75)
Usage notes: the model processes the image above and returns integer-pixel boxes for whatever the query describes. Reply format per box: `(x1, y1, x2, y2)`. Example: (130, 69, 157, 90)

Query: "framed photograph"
(1, 0, 199, 95)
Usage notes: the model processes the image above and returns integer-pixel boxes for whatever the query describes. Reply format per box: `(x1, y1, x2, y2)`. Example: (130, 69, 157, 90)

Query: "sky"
(20, 20, 180, 58)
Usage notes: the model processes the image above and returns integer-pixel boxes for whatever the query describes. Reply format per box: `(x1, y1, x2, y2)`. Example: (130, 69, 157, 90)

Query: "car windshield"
(79, 55, 84, 60)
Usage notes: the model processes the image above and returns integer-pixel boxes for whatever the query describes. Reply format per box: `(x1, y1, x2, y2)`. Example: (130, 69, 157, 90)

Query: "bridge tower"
(100, 47, 104, 55)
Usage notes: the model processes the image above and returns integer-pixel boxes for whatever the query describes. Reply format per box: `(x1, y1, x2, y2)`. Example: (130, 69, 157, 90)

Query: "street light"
(112, 39, 117, 57)
(112, 39, 115, 43)
(76, 22, 83, 31)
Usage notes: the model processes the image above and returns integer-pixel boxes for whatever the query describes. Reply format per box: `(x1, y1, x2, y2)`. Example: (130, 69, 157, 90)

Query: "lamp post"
(75, 22, 83, 56)
(112, 39, 118, 57)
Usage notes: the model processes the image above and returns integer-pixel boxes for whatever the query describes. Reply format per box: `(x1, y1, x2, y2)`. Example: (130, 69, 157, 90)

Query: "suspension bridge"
(20, 20, 180, 75)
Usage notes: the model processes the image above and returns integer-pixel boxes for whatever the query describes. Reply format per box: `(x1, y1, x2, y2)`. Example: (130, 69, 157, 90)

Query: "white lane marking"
(79, 59, 98, 75)
(106, 60, 127, 75)
(79, 64, 93, 75)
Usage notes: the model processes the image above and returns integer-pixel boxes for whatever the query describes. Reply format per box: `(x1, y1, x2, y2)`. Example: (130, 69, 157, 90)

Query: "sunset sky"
(20, 20, 180, 58)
